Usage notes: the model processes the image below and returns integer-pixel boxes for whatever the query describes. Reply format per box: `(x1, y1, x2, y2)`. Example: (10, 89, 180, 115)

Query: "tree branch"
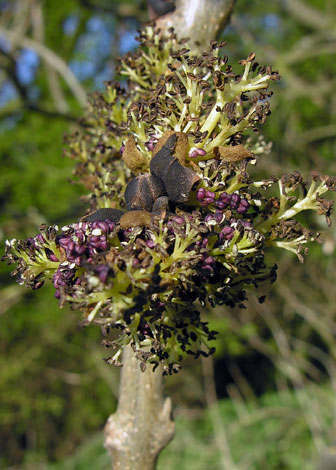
(104, 345, 175, 470)
(154, 0, 237, 49)
(0, 25, 87, 107)
(0, 48, 79, 122)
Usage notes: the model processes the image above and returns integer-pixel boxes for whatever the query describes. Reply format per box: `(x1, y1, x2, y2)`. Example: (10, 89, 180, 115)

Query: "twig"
(201, 354, 238, 470)
(31, 0, 69, 112)
(0, 25, 87, 107)
(283, 0, 334, 31)
(257, 302, 325, 452)
(0, 47, 79, 121)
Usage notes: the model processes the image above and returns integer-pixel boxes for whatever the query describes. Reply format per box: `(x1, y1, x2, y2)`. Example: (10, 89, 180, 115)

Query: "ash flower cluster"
(3, 27, 335, 373)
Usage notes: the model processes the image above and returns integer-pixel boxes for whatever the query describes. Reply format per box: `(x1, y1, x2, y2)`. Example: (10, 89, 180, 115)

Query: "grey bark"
(153, 0, 237, 50)
(104, 345, 175, 470)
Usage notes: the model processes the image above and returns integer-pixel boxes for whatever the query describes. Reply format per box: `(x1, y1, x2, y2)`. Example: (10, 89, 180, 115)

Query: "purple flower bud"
(242, 220, 253, 229)
(89, 242, 100, 249)
(75, 230, 86, 243)
(196, 188, 206, 201)
(88, 247, 96, 257)
(205, 214, 215, 223)
(230, 193, 241, 209)
(75, 244, 87, 255)
(219, 226, 234, 240)
(96, 265, 109, 283)
(189, 149, 199, 158)
(200, 198, 212, 206)
(201, 254, 215, 271)
(215, 200, 227, 210)
(35, 233, 46, 244)
(216, 192, 232, 209)
(146, 240, 155, 249)
(53, 272, 63, 288)
(97, 143, 105, 154)
(100, 241, 108, 251)
(172, 216, 185, 225)
(120, 144, 125, 154)
(214, 212, 224, 223)
(146, 137, 157, 152)
(59, 238, 71, 248)
(106, 221, 115, 231)
(92, 221, 108, 233)
(236, 198, 250, 214)
(219, 192, 232, 203)
(48, 252, 59, 262)
(189, 148, 206, 158)
(236, 205, 248, 214)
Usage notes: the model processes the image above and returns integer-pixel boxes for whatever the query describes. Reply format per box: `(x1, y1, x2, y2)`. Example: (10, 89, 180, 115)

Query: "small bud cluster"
(3, 27, 335, 373)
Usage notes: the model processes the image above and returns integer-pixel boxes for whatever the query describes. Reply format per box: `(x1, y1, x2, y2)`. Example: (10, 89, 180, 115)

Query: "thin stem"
(201, 354, 238, 470)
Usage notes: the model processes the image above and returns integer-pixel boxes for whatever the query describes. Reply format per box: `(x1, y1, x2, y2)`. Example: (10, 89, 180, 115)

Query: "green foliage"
(0, 113, 84, 229)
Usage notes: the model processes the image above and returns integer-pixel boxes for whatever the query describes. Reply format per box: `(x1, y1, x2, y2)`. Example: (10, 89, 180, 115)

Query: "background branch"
(0, 26, 87, 107)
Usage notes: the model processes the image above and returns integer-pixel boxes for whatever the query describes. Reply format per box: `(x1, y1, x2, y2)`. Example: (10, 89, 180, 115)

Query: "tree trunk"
(104, 345, 175, 470)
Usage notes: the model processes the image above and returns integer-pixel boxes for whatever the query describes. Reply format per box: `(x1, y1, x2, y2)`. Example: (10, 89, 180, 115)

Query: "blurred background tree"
(0, 0, 335, 469)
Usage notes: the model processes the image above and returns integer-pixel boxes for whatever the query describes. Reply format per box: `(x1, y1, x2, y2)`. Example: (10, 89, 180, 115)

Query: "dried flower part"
(152, 131, 188, 166)
(3, 25, 335, 373)
(119, 210, 152, 229)
(122, 136, 149, 173)
(214, 144, 254, 163)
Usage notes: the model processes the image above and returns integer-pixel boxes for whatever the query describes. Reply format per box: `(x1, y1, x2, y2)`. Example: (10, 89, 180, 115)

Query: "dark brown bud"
(150, 132, 199, 203)
(119, 210, 152, 229)
(164, 159, 199, 203)
(152, 131, 189, 166)
(122, 136, 148, 174)
(124, 174, 166, 211)
(82, 208, 124, 222)
(152, 196, 169, 213)
(214, 145, 253, 163)
(150, 133, 177, 182)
